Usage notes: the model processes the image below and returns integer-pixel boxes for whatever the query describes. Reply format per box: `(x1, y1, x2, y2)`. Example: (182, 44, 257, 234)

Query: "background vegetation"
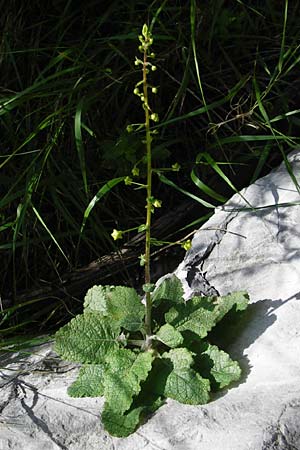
(1, 0, 300, 346)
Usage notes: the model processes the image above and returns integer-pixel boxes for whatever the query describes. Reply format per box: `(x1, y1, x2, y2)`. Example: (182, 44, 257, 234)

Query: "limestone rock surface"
(1, 151, 300, 450)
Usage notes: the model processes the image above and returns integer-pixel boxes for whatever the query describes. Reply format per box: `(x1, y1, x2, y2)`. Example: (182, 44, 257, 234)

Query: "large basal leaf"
(165, 291, 249, 339)
(152, 275, 185, 306)
(165, 296, 217, 338)
(83, 285, 110, 313)
(211, 291, 249, 321)
(156, 323, 183, 348)
(84, 285, 145, 331)
(68, 364, 106, 397)
(199, 343, 241, 389)
(102, 356, 165, 437)
(103, 348, 153, 414)
(54, 312, 120, 364)
(159, 348, 210, 404)
(101, 403, 144, 438)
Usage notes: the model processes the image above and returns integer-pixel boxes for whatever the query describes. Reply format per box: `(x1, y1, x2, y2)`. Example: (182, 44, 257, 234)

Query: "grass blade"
(31, 205, 70, 264)
(196, 152, 253, 208)
(75, 98, 88, 195)
(80, 177, 126, 235)
(158, 173, 216, 209)
(278, 0, 289, 73)
(191, 168, 227, 202)
(157, 77, 249, 129)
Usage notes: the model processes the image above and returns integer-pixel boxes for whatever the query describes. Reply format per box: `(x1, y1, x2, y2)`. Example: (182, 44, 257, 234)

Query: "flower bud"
(124, 176, 132, 185)
(111, 229, 123, 241)
(132, 167, 140, 177)
(150, 113, 159, 122)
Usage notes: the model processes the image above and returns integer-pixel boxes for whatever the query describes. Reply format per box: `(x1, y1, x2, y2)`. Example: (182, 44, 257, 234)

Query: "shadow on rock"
(208, 291, 300, 400)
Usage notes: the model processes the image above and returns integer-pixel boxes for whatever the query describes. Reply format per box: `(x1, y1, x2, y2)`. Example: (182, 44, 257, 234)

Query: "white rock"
(1, 151, 300, 449)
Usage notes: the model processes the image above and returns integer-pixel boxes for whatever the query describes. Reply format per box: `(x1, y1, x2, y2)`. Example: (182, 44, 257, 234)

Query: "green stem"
(143, 48, 152, 343)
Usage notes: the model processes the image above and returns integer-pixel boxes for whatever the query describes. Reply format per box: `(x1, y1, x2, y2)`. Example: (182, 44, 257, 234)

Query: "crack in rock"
(185, 212, 239, 296)
(262, 401, 300, 450)
(0, 383, 16, 420)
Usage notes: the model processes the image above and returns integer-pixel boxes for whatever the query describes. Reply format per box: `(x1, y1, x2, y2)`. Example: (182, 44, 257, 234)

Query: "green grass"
(1, 0, 300, 348)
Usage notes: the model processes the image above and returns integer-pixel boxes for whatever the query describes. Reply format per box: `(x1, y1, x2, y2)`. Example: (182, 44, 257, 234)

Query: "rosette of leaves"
(54, 275, 249, 437)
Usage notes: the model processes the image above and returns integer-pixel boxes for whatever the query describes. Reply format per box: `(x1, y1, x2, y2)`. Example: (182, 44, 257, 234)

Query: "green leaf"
(196, 152, 253, 209)
(101, 404, 144, 437)
(68, 364, 106, 397)
(79, 177, 125, 235)
(101, 372, 165, 437)
(54, 312, 120, 364)
(165, 296, 216, 338)
(155, 77, 249, 129)
(165, 291, 249, 340)
(83, 285, 110, 313)
(156, 323, 183, 348)
(191, 167, 227, 202)
(31, 205, 69, 263)
(158, 173, 216, 209)
(200, 343, 241, 389)
(152, 275, 185, 306)
(212, 291, 249, 321)
(84, 285, 145, 331)
(75, 98, 88, 195)
(160, 348, 210, 404)
(103, 348, 153, 413)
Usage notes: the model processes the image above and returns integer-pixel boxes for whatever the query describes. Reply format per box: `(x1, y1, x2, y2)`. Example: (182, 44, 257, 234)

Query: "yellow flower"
(111, 229, 123, 240)
(153, 199, 162, 208)
(172, 162, 181, 171)
(150, 113, 159, 122)
(139, 254, 146, 266)
(181, 240, 192, 251)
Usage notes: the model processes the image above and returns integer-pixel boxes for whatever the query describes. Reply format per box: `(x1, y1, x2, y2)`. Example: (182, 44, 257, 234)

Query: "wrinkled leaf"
(156, 323, 183, 348)
(159, 348, 210, 404)
(55, 273, 249, 438)
(84, 285, 145, 331)
(68, 364, 106, 397)
(83, 285, 111, 313)
(212, 291, 249, 320)
(199, 343, 241, 389)
(103, 348, 153, 413)
(54, 312, 120, 363)
(152, 275, 185, 306)
(101, 403, 144, 437)
(165, 291, 249, 339)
